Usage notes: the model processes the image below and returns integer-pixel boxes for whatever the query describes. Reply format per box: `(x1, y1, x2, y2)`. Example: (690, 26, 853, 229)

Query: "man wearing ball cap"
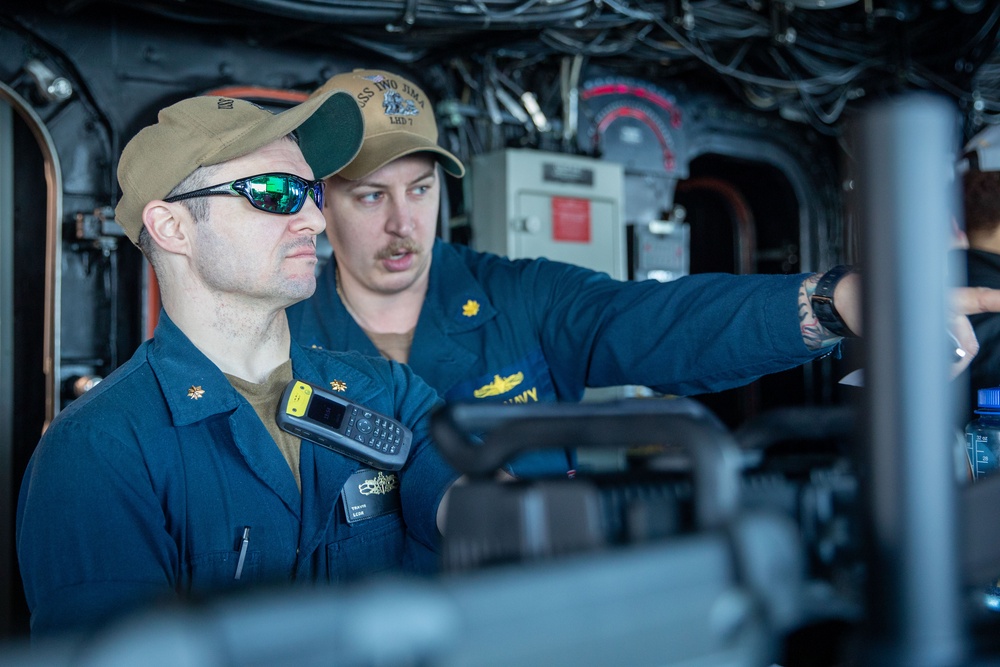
(289, 68, 866, 477)
(17, 90, 459, 637)
(291, 69, 998, 480)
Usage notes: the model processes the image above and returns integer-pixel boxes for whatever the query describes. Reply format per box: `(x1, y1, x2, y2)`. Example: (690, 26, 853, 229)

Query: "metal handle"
(431, 398, 743, 529)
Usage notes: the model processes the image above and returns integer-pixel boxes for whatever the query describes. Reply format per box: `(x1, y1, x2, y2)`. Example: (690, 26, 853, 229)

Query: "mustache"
(282, 238, 316, 255)
(376, 239, 421, 260)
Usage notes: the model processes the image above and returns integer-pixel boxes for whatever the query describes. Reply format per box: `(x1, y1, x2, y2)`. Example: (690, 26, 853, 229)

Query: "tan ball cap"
(306, 69, 465, 180)
(115, 90, 364, 243)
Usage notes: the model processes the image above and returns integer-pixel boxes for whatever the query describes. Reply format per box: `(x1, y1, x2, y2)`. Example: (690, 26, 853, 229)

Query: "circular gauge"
(578, 78, 687, 178)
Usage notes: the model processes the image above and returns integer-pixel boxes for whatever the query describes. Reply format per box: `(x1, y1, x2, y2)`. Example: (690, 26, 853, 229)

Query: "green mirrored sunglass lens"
(247, 175, 305, 212)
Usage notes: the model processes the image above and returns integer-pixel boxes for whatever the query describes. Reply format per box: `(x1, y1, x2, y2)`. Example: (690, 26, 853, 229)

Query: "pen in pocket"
(235, 526, 250, 580)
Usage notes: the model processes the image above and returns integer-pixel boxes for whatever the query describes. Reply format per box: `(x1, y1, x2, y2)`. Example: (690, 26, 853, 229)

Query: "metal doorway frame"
(0, 80, 62, 636)
(0, 81, 62, 430)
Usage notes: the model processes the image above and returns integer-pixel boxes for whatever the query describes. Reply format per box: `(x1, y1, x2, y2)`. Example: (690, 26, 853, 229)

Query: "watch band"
(810, 265, 857, 338)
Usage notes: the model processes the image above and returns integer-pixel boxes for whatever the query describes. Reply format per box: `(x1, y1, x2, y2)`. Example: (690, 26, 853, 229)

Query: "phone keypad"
(344, 407, 403, 454)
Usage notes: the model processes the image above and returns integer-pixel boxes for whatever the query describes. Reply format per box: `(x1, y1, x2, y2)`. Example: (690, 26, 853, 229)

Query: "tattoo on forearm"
(799, 274, 841, 351)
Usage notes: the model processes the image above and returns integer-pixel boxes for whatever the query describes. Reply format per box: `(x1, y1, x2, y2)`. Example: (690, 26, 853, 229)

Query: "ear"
(142, 200, 192, 255)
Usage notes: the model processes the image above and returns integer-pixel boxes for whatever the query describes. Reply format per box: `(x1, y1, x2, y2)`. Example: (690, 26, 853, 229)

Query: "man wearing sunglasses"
(288, 69, 994, 469)
(16, 93, 460, 637)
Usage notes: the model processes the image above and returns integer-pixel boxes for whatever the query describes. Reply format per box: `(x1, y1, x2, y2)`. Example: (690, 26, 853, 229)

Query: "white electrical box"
(634, 219, 690, 282)
(470, 149, 625, 279)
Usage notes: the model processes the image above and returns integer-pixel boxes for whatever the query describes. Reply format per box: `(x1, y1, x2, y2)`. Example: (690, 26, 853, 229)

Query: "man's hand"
(949, 286, 1000, 375)
(804, 272, 1000, 376)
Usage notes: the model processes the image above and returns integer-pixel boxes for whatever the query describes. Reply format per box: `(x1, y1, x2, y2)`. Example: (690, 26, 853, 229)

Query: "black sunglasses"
(164, 172, 325, 215)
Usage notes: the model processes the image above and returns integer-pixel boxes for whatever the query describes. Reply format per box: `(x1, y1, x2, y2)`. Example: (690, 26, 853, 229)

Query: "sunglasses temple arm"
(164, 184, 236, 203)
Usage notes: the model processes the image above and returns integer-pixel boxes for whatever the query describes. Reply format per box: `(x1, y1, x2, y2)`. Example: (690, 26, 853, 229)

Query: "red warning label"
(551, 197, 591, 243)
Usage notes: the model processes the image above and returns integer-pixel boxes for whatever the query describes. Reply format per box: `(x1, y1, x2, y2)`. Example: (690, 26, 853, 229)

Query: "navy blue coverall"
(17, 313, 458, 636)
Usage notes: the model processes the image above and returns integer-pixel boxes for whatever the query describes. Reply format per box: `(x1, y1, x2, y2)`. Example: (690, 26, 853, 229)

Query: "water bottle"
(966, 388, 1000, 481)
(965, 387, 1000, 610)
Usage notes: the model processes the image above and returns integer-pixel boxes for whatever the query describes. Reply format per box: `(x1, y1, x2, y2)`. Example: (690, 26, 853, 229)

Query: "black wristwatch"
(810, 265, 858, 338)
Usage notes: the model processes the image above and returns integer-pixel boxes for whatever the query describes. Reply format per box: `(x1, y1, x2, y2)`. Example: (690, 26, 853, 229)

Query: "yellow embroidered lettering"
(504, 387, 539, 404)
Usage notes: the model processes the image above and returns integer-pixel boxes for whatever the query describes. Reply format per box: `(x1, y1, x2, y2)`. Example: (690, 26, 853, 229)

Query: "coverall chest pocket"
(326, 514, 405, 584)
(189, 549, 262, 591)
